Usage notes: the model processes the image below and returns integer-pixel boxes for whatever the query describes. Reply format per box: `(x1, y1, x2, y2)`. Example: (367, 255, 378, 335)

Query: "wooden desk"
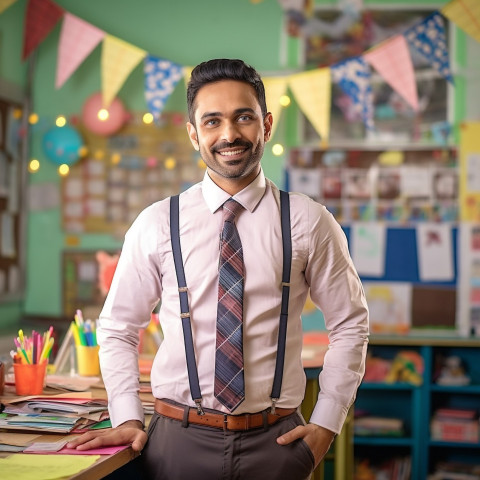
(0, 383, 144, 480)
(1, 343, 352, 480)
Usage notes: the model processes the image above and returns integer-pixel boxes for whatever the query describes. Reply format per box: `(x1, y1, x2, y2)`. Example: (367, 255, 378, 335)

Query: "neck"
(208, 166, 261, 196)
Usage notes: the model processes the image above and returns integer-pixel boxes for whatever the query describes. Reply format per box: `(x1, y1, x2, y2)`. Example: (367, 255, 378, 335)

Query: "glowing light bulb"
(78, 146, 88, 157)
(98, 109, 109, 121)
(56, 116, 67, 127)
(279, 95, 291, 107)
(272, 144, 284, 156)
(164, 157, 176, 170)
(28, 113, 39, 124)
(58, 164, 70, 176)
(28, 159, 40, 173)
(143, 113, 154, 124)
(111, 152, 121, 164)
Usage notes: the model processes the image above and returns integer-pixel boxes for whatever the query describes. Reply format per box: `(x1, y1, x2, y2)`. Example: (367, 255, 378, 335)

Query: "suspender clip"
(195, 399, 205, 416)
(271, 398, 279, 415)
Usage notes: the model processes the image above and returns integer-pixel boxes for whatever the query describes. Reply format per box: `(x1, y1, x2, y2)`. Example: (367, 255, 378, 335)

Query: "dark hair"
(187, 58, 267, 124)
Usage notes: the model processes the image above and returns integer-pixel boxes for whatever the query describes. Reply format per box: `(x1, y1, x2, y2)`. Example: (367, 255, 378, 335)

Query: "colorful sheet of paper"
(0, 454, 100, 480)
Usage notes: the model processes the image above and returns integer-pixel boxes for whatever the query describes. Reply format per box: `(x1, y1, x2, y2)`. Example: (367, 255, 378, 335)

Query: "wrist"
(119, 419, 144, 430)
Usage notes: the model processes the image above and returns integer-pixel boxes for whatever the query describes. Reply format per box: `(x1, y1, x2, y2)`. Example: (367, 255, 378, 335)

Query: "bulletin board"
(287, 147, 459, 331)
(0, 83, 26, 300)
(61, 112, 204, 237)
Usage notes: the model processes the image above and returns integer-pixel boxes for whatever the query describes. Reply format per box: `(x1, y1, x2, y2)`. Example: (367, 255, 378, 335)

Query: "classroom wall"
(0, 0, 292, 324)
(0, 0, 474, 328)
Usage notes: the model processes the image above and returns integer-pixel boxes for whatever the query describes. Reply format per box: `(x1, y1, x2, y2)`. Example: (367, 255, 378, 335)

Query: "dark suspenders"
(169, 191, 292, 414)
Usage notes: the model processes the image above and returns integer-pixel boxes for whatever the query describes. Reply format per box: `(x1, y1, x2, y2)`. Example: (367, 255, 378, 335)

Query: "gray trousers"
(140, 409, 314, 480)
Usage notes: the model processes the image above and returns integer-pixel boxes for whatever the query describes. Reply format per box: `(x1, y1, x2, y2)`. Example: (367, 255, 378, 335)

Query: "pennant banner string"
(6, 0, 479, 131)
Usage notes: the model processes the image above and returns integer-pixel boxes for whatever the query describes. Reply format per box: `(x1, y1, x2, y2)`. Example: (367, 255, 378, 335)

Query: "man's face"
(187, 80, 272, 192)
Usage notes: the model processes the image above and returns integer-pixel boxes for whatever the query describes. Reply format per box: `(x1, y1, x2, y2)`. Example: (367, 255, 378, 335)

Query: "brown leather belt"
(155, 398, 297, 431)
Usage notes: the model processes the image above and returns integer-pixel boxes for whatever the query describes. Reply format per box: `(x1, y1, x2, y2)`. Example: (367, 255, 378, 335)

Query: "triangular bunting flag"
(364, 35, 418, 111)
(442, 0, 480, 43)
(101, 35, 147, 106)
(144, 55, 184, 119)
(56, 13, 105, 88)
(331, 57, 374, 131)
(0, 0, 18, 15)
(288, 69, 331, 145)
(183, 66, 194, 90)
(404, 12, 454, 84)
(22, 0, 64, 60)
(263, 76, 288, 138)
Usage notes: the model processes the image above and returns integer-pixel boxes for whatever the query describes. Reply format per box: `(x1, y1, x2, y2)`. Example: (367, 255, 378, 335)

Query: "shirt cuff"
(108, 394, 145, 428)
(308, 397, 349, 435)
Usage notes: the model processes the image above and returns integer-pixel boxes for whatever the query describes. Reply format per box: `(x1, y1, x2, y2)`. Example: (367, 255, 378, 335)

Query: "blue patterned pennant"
(404, 12, 453, 84)
(331, 56, 374, 131)
(144, 55, 184, 119)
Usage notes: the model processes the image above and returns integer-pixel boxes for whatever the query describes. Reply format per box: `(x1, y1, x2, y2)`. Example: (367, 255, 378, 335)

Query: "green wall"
(1, 0, 290, 324)
(0, 0, 473, 328)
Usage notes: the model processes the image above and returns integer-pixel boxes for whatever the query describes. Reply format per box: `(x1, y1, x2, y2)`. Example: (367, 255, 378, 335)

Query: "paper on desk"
(27, 444, 129, 455)
(0, 432, 42, 446)
(23, 437, 73, 453)
(0, 454, 100, 480)
(6, 391, 94, 404)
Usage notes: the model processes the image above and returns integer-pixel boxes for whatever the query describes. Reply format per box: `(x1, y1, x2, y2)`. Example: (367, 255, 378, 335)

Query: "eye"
(238, 114, 253, 122)
(204, 118, 219, 127)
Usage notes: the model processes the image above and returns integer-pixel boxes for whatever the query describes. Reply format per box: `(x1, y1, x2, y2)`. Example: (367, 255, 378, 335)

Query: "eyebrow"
(200, 108, 257, 121)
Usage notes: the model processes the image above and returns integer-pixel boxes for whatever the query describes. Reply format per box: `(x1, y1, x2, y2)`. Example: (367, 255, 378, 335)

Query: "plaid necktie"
(214, 198, 245, 411)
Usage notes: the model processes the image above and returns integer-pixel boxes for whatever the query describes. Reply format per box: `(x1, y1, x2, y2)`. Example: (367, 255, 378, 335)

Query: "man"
(67, 58, 369, 480)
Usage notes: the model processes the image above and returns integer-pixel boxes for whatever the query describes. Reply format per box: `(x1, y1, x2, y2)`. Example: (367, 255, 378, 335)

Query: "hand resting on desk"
(66, 420, 147, 452)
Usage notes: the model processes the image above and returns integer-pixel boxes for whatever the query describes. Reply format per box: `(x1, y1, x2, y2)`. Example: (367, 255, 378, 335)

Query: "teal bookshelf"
(353, 337, 480, 480)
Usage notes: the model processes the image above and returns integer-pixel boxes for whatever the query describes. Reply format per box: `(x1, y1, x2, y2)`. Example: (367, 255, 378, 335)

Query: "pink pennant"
(364, 35, 419, 111)
(56, 12, 105, 88)
(22, 0, 64, 60)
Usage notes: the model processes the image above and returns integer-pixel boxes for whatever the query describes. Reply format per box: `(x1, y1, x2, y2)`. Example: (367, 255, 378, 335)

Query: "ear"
(263, 113, 273, 142)
(186, 122, 200, 151)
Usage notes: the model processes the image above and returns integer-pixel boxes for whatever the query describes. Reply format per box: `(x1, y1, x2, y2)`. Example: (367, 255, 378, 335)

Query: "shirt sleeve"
(97, 205, 164, 427)
(304, 200, 369, 434)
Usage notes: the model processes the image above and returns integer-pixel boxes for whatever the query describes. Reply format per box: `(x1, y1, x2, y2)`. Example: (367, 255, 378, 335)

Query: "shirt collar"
(202, 168, 266, 214)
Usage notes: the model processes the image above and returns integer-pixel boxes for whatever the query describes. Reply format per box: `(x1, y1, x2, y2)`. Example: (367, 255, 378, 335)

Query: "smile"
(218, 149, 246, 157)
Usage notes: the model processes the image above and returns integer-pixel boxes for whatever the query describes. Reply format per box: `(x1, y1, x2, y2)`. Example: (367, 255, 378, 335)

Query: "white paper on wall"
(416, 223, 454, 281)
(351, 222, 386, 277)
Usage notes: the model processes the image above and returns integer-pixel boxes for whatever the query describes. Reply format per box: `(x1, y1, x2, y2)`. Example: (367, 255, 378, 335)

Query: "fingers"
(66, 431, 111, 450)
(66, 427, 148, 452)
(276, 425, 304, 445)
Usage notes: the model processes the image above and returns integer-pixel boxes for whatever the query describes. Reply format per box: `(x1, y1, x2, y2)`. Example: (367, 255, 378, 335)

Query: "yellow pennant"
(0, 0, 17, 15)
(263, 76, 288, 138)
(442, 0, 480, 43)
(183, 66, 194, 90)
(101, 35, 146, 106)
(288, 68, 331, 147)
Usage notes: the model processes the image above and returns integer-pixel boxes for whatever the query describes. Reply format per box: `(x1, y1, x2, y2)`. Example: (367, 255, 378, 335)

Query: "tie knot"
(223, 199, 243, 223)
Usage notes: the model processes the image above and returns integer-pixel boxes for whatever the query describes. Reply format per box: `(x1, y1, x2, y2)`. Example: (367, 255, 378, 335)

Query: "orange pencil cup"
(14, 362, 47, 395)
(76, 345, 100, 376)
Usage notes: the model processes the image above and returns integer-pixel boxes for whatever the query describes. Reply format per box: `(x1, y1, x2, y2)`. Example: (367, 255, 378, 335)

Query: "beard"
(199, 138, 265, 180)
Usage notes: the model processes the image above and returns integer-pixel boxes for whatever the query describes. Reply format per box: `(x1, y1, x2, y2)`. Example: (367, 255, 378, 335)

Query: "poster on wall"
(363, 282, 412, 335)
(458, 223, 480, 337)
(62, 112, 204, 236)
(459, 122, 480, 222)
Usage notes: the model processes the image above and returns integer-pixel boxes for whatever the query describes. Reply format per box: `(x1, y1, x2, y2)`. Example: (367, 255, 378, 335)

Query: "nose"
(220, 121, 241, 144)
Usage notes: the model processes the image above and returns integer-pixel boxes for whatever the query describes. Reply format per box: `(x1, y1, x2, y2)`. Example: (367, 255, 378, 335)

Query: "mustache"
(211, 140, 252, 152)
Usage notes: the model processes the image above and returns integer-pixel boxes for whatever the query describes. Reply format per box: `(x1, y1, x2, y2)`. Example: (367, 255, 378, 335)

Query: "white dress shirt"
(98, 168, 369, 434)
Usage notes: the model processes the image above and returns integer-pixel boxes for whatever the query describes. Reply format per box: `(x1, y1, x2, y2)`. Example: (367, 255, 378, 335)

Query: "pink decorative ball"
(81, 92, 127, 136)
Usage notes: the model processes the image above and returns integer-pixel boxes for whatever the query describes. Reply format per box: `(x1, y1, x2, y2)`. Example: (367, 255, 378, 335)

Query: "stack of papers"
(1, 394, 109, 434)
